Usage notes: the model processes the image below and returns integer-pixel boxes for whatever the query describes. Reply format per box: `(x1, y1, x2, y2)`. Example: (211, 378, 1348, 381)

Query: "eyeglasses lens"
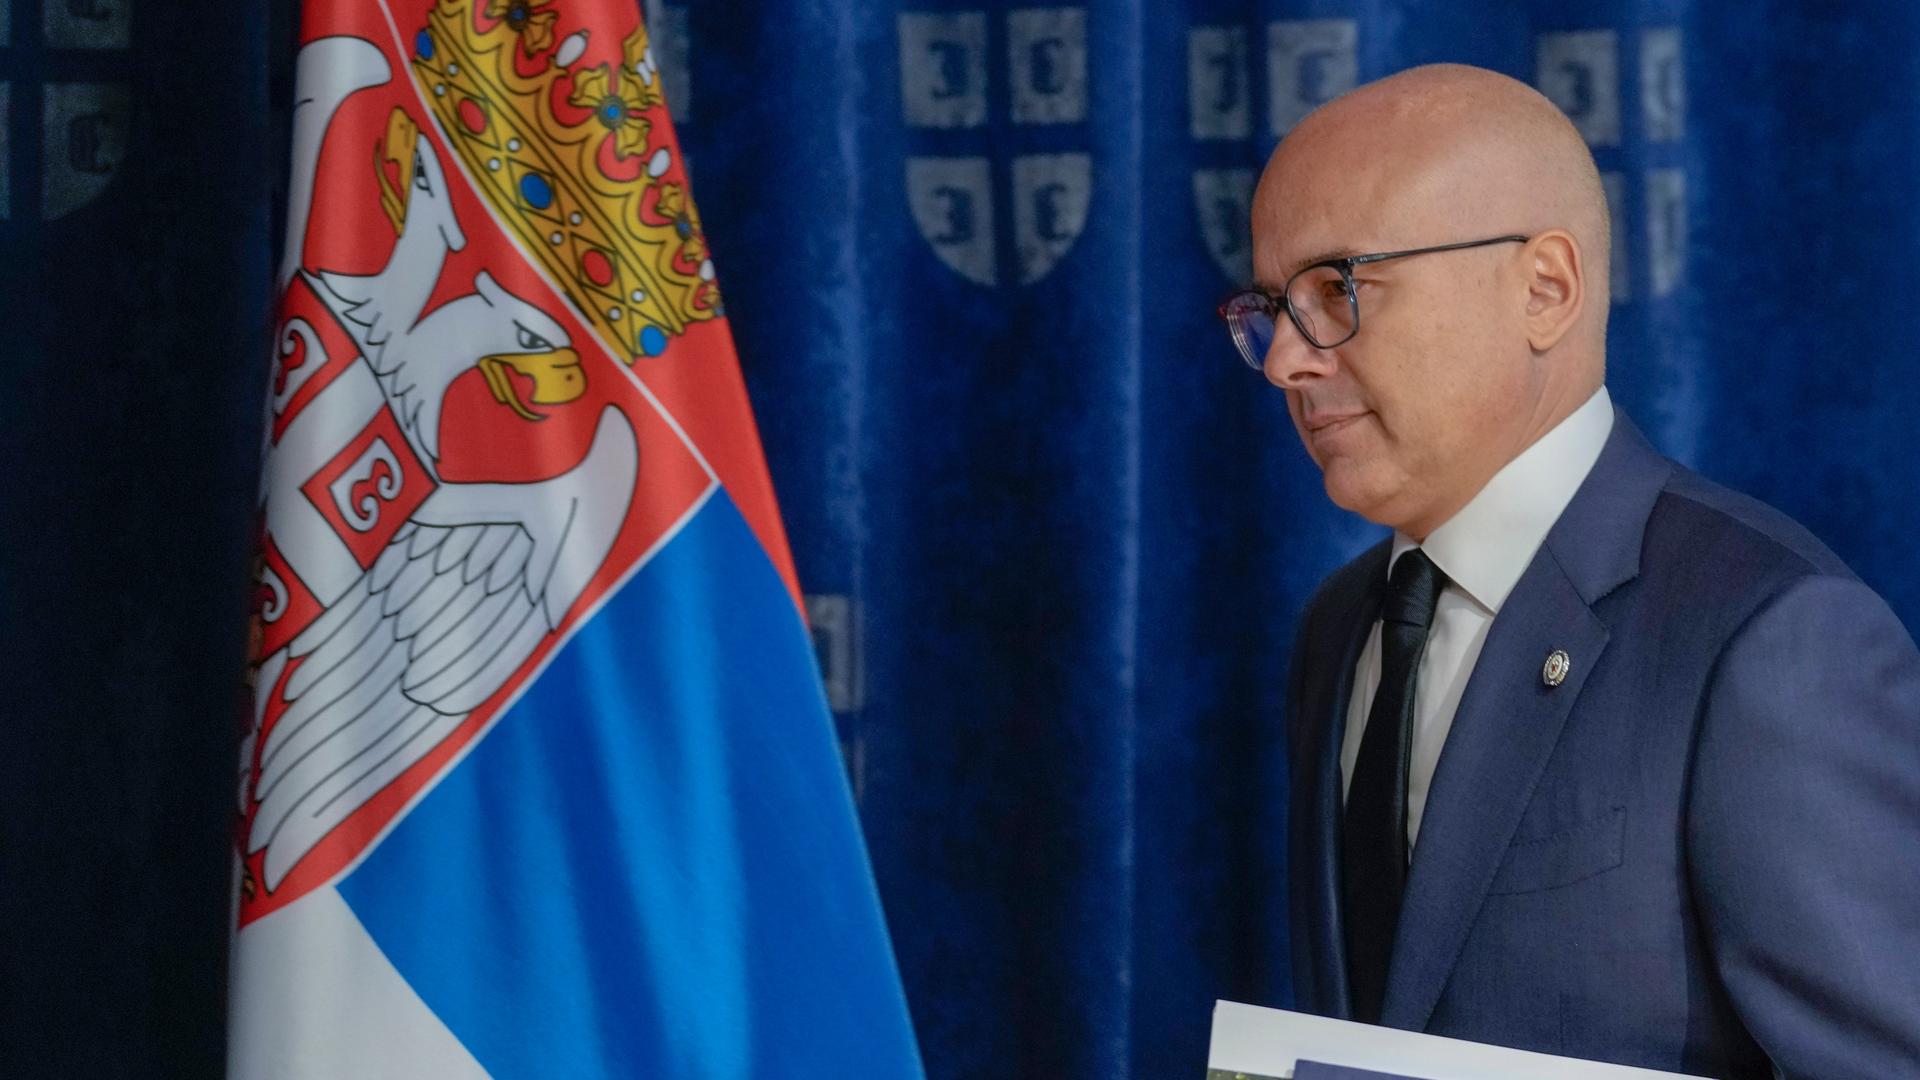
(1285, 266, 1357, 349)
(1223, 293, 1276, 371)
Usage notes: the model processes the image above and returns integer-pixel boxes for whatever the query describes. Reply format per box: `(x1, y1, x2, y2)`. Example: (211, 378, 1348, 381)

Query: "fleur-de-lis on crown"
(655, 183, 688, 229)
(485, 0, 557, 57)
(566, 25, 663, 159)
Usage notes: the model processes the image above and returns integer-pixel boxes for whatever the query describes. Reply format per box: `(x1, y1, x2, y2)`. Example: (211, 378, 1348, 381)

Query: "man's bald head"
(1251, 64, 1611, 538)
(1263, 64, 1611, 319)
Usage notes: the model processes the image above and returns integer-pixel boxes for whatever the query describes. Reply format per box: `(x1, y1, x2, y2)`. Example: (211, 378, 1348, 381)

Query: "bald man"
(1224, 65, 1920, 1076)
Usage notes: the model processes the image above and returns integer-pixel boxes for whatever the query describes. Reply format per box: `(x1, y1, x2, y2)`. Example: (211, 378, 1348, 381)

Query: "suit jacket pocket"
(1487, 806, 1626, 895)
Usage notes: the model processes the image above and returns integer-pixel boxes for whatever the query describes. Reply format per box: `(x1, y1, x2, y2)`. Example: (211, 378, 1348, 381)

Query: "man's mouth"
(1305, 411, 1369, 435)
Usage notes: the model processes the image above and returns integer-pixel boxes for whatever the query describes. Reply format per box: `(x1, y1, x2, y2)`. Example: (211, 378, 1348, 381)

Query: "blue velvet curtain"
(0, 0, 276, 1075)
(681, 1, 1920, 1076)
(6, 0, 1920, 1076)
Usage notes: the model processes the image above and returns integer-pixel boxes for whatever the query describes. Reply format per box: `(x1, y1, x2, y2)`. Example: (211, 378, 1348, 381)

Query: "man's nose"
(1262, 319, 1338, 389)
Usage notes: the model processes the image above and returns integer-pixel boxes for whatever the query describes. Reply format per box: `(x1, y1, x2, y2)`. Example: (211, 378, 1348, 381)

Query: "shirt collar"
(1389, 387, 1615, 614)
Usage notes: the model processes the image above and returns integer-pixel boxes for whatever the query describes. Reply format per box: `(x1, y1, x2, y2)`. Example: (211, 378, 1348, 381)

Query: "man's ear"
(1522, 229, 1585, 352)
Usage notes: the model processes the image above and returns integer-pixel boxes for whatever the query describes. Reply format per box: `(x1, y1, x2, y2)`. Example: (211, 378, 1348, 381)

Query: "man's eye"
(1320, 278, 1353, 301)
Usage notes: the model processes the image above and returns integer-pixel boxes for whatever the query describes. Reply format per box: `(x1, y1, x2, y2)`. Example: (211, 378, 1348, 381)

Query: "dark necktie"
(1342, 547, 1445, 1024)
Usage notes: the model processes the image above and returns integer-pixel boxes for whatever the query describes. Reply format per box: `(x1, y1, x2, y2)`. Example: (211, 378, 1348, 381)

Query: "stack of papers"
(1208, 1001, 1708, 1080)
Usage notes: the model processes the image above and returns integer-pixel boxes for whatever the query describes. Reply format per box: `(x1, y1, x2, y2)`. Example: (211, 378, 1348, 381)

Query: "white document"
(1209, 1000, 1709, 1080)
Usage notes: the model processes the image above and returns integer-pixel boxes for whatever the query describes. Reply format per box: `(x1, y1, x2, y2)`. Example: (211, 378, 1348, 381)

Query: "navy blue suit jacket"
(1287, 411, 1920, 1077)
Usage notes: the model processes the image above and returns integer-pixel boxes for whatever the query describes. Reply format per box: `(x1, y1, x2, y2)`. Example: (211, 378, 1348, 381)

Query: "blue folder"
(1293, 1062, 1432, 1080)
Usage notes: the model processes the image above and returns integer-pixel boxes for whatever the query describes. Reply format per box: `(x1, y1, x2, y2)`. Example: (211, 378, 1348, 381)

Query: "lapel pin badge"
(1542, 649, 1572, 688)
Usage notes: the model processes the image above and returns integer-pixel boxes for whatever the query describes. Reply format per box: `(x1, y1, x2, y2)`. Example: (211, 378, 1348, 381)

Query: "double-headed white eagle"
(243, 37, 639, 891)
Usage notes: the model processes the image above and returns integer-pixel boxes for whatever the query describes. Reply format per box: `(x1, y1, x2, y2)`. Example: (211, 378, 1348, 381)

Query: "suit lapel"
(1377, 409, 1673, 1030)
(1379, 549, 1609, 1029)
(1299, 547, 1386, 1019)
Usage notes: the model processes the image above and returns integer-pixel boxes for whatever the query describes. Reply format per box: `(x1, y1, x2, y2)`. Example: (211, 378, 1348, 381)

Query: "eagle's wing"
(246, 407, 638, 889)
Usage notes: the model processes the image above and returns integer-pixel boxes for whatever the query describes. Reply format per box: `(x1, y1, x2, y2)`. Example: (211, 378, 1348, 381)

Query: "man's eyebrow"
(1250, 248, 1361, 291)
(1287, 248, 1360, 277)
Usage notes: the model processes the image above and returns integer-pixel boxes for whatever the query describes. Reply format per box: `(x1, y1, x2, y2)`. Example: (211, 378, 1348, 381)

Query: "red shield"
(238, 0, 730, 925)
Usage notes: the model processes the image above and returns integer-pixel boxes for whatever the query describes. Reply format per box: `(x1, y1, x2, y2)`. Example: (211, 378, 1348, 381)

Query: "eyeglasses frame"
(1217, 234, 1532, 365)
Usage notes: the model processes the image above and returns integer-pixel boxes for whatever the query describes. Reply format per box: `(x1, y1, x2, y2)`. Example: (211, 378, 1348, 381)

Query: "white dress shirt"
(1340, 387, 1615, 848)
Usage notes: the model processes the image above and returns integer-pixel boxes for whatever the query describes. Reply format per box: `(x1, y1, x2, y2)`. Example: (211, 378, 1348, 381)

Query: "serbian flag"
(230, 2, 922, 1076)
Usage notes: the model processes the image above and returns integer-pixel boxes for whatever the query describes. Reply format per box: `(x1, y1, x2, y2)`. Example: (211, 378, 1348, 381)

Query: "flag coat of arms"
(230, 3, 922, 1076)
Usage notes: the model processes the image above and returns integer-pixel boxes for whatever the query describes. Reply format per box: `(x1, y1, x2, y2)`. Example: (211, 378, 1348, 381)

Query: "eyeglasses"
(1216, 235, 1530, 368)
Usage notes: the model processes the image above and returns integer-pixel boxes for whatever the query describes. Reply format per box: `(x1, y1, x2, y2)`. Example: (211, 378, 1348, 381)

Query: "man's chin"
(1320, 464, 1402, 528)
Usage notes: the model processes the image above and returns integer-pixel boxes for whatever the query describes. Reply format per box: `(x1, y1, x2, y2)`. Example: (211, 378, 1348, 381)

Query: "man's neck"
(1403, 373, 1604, 543)
(1393, 385, 1615, 612)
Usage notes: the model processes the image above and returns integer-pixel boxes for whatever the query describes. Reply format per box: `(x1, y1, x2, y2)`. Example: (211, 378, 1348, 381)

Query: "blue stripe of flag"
(337, 490, 922, 1078)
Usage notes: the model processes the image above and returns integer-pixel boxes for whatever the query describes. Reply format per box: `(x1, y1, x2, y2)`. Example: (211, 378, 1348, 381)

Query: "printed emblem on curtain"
(0, 0, 136, 222)
(898, 8, 1092, 286)
(1186, 18, 1358, 282)
(1535, 26, 1689, 304)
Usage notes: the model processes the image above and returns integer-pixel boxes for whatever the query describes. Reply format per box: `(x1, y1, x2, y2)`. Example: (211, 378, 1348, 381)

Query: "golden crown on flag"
(410, 0, 719, 364)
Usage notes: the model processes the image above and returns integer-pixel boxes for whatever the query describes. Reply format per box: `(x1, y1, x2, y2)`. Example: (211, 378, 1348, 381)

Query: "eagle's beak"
(479, 348, 585, 421)
(376, 108, 420, 235)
